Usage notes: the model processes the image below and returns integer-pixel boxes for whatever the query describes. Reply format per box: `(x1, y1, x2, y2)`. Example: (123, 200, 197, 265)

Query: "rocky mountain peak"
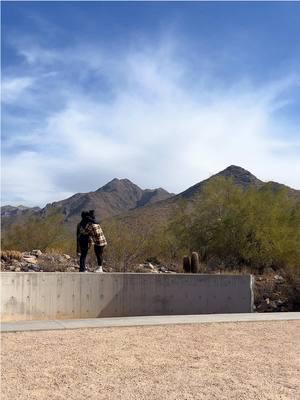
(97, 178, 142, 194)
(216, 165, 263, 187)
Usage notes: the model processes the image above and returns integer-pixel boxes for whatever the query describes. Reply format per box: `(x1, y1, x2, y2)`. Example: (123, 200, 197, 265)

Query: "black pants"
(79, 238, 105, 271)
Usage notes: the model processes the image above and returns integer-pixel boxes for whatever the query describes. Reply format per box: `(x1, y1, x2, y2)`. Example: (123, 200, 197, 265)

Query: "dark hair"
(87, 209, 97, 223)
(81, 211, 89, 219)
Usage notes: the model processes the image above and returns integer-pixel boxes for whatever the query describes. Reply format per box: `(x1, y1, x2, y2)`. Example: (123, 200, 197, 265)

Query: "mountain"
(1, 205, 41, 218)
(1, 166, 299, 233)
(178, 165, 264, 199)
(42, 178, 173, 224)
(116, 165, 300, 227)
(1, 178, 174, 231)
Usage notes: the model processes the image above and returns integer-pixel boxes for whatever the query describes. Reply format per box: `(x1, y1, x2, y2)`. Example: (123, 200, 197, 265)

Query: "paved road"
(2, 312, 300, 333)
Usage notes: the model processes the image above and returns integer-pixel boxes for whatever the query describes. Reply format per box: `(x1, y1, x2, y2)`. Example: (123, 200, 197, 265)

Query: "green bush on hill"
(167, 177, 300, 272)
(1, 210, 75, 254)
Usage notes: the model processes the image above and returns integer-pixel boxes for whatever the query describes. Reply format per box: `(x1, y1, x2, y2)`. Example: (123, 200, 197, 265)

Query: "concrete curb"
(1, 312, 299, 333)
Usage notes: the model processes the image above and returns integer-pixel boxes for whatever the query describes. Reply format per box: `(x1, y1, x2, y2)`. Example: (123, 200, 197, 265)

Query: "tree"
(2, 210, 74, 254)
(166, 176, 300, 272)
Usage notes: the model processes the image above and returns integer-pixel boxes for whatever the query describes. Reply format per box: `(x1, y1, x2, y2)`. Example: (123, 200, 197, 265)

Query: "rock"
(9, 265, 16, 271)
(15, 267, 21, 272)
(67, 267, 76, 272)
(270, 300, 277, 309)
(274, 275, 285, 283)
(29, 264, 41, 272)
(22, 256, 37, 264)
(280, 306, 288, 312)
(141, 262, 157, 271)
(31, 249, 42, 257)
(274, 299, 287, 309)
(167, 264, 178, 272)
(63, 254, 71, 260)
(264, 267, 275, 274)
(159, 266, 168, 273)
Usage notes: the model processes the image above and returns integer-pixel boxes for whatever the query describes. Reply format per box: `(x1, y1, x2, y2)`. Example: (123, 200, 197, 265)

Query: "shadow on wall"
(1, 273, 254, 321)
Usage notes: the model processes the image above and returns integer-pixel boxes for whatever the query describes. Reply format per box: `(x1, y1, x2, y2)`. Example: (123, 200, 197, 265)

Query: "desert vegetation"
(1, 211, 75, 255)
(166, 177, 300, 272)
(2, 178, 299, 274)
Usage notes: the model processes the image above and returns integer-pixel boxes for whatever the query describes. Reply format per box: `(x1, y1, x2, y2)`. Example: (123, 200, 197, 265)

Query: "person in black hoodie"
(76, 211, 91, 272)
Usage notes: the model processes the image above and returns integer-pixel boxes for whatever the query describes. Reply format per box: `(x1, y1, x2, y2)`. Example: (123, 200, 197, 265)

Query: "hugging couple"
(76, 210, 107, 273)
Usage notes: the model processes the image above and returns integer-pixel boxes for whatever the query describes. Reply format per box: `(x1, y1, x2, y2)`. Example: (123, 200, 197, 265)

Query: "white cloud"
(2, 77, 35, 104)
(2, 40, 300, 206)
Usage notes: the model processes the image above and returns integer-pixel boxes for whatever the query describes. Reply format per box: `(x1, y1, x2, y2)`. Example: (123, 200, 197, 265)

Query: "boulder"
(31, 250, 42, 257)
(30, 264, 41, 272)
(63, 254, 71, 260)
(159, 266, 168, 273)
(22, 256, 37, 264)
(274, 275, 285, 283)
(146, 262, 155, 270)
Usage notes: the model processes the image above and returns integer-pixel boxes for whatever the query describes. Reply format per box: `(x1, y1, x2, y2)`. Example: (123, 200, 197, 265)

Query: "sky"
(2, 1, 300, 207)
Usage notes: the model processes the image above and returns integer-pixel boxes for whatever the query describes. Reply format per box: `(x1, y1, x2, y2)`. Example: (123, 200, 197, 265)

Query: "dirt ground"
(1, 321, 300, 400)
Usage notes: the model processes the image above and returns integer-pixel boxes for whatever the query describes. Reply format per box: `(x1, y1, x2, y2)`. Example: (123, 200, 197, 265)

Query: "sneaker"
(95, 266, 104, 273)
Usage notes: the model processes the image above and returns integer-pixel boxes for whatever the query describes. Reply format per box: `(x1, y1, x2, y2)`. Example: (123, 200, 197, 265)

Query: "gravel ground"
(1, 321, 300, 400)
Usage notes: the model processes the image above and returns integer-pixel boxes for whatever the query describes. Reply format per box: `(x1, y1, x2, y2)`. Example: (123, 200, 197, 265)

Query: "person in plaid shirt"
(86, 210, 107, 273)
(76, 210, 107, 273)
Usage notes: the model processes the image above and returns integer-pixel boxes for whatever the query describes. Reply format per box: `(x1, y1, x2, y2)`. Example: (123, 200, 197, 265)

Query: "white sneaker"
(95, 266, 104, 273)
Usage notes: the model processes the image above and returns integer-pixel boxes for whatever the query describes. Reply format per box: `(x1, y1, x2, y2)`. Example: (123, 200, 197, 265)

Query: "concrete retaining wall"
(1, 273, 254, 321)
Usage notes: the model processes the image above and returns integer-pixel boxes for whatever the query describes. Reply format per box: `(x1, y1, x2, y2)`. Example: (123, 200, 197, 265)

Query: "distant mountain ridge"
(1, 205, 41, 218)
(114, 166, 300, 229)
(42, 178, 173, 224)
(1, 178, 174, 230)
(177, 165, 264, 199)
(1, 166, 299, 232)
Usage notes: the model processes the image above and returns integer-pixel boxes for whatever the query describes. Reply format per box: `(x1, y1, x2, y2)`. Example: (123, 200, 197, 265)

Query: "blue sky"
(2, 1, 300, 206)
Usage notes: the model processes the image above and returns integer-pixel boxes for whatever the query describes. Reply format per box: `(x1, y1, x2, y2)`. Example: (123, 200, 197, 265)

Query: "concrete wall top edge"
(0, 272, 252, 277)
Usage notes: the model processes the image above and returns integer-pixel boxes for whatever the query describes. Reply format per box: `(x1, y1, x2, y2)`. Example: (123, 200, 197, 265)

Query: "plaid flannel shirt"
(85, 223, 107, 247)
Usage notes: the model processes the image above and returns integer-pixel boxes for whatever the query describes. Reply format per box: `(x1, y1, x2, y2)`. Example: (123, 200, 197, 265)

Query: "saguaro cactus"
(183, 255, 191, 273)
(191, 252, 200, 273)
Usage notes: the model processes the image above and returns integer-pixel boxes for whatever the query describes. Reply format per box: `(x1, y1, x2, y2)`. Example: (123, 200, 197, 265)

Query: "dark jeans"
(79, 238, 105, 272)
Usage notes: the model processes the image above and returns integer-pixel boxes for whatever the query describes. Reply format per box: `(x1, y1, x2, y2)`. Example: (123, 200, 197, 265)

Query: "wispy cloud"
(2, 77, 35, 104)
(2, 35, 300, 206)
